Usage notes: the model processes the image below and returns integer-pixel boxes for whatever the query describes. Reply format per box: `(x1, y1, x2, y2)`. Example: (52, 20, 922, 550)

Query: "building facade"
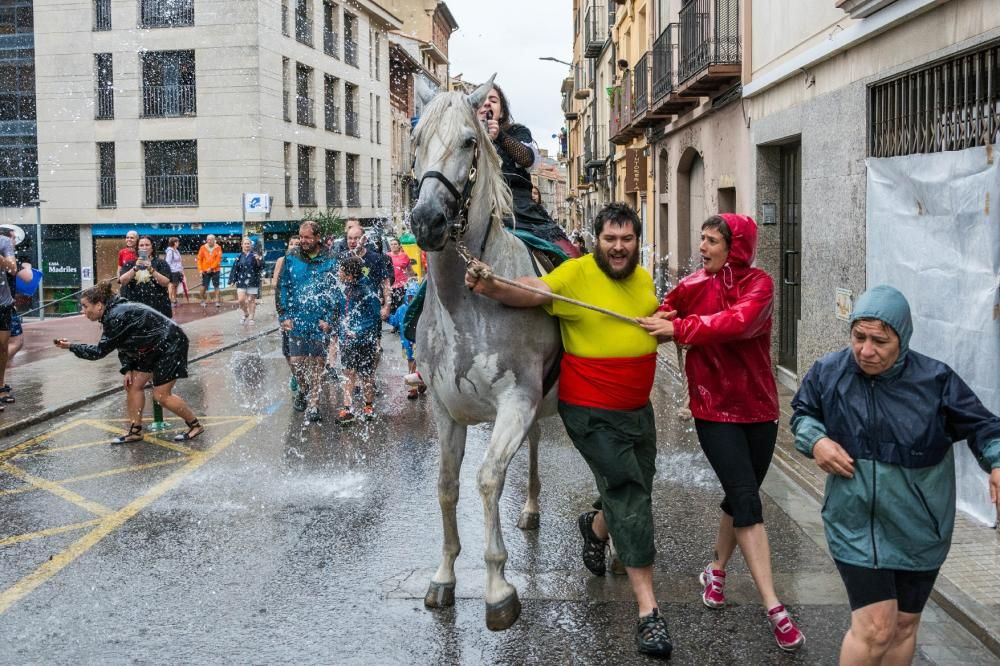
(1, 0, 402, 292)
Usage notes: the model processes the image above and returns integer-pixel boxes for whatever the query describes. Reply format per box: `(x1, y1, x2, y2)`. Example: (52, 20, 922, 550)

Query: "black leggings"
(694, 419, 778, 528)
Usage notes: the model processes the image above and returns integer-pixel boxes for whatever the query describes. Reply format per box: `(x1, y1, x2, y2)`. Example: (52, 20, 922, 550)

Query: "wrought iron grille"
(633, 52, 650, 116)
(139, 0, 194, 28)
(679, 0, 740, 82)
(142, 85, 196, 117)
(94, 0, 111, 30)
(98, 176, 116, 208)
(869, 41, 1000, 157)
(652, 24, 678, 101)
(145, 175, 197, 206)
(95, 87, 114, 119)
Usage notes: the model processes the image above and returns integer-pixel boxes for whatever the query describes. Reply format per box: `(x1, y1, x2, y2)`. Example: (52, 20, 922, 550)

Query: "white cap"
(0, 224, 25, 246)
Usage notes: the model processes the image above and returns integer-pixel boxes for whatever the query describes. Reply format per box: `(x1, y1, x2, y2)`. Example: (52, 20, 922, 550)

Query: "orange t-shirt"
(197, 244, 222, 272)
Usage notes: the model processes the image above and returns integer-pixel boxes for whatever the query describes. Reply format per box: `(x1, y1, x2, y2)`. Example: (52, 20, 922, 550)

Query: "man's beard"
(594, 244, 639, 280)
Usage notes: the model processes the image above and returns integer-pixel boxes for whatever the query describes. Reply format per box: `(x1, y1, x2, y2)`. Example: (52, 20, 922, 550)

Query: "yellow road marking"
(0, 459, 184, 499)
(0, 417, 260, 615)
(15, 436, 154, 458)
(0, 420, 85, 463)
(0, 464, 112, 517)
(0, 520, 102, 547)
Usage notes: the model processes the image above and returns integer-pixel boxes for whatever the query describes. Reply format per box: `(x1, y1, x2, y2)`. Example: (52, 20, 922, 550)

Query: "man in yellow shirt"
(466, 202, 671, 659)
(196, 234, 223, 308)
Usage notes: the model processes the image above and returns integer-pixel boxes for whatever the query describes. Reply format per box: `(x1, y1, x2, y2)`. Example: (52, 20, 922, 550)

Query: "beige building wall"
(31, 0, 398, 236)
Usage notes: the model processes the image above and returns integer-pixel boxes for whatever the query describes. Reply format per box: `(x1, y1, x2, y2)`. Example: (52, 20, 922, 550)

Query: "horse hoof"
(485, 591, 521, 631)
(517, 511, 540, 530)
(424, 581, 456, 608)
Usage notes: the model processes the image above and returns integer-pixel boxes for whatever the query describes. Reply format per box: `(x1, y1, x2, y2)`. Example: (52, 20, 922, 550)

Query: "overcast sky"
(446, 0, 572, 156)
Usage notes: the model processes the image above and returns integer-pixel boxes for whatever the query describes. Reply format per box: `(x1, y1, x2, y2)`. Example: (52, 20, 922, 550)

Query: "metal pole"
(35, 203, 43, 321)
(241, 192, 246, 241)
(147, 398, 171, 432)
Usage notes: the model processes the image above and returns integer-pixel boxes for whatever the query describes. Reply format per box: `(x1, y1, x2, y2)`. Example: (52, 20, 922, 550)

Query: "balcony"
(677, 0, 742, 97)
(142, 85, 196, 117)
(295, 14, 313, 47)
(144, 174, 198, 206)
(651, 23, 701, 118)
(610, 72, 643, 144)
(325, 104, 339, 132)
(139, 0, 194, 28)
(584, 126, 593, 163)
(345, 109, 359, 137)
(344, 38, 358, 67)
(630, 52, 655, 128)
(583, 3, 606, 59)
(346, 180, 360, 207)
(326, 179, 341, 207)
(98, 176, 116, 208)
(324, 29, 338, 57)
(586, 124, 607, 169)
(573, 64, 591, 100)
(296, 95, 314, 126)
(298, 177, 316, 206)
(95, 87, 114, 119)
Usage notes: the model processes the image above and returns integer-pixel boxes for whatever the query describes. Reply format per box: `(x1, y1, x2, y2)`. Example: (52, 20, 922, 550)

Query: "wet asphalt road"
(0, 329, 994, 665)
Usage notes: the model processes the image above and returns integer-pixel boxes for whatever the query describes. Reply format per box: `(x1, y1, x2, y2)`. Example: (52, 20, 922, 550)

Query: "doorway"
(778, 143, 801, 372)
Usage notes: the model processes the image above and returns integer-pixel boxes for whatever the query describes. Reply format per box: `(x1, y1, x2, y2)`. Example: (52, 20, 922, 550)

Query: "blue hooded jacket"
(276, 247, 339, 340)
(792, 285, 1000, 570)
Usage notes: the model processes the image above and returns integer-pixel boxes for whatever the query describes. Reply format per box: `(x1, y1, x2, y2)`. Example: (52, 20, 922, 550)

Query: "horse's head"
(410, 75, 496, 251)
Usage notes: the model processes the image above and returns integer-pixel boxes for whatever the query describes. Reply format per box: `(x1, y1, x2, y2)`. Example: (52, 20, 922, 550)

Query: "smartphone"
(138, 249, 148, 261)
(486, 110, 494, 121)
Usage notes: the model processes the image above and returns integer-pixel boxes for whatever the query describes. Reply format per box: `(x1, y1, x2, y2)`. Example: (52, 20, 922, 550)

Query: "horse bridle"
(416, 142, 480, 243)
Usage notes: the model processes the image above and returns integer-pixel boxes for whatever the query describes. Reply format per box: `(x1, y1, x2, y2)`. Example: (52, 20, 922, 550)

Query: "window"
(343, 13, 357, 67)
(295, 0, 313, 47)
(369, 92, 374, 141)
(374, 31, 381, 81)
(98, 142, 116, 208)
(143, 140, 198, 206)
(282, 57, 291, 121)
(368, 27, 374, 78)
(369, 157, 375, 207)
(323, 1, 339, 58)
(94, 0, 111, 30)
(0, 61, 35, 121)
(376, 158, 382, 207)
(0, 2, 33, 34)
(346, 153, 359, 206)
(324, 74, 339, 132)
(344, 82, 359, 136)
(139, 0, 194, 28)
(284, 142, 292, 205)
(281, 0, 289, 36)
(375, 95, 381, 144)
(141, 51, 196, 117)
(95, 53, 114, 119)
(325, 150, 340, 207)
(296, 63, 314, 126)
(0, 135, 38, 207)
(298, 145, 315, 206)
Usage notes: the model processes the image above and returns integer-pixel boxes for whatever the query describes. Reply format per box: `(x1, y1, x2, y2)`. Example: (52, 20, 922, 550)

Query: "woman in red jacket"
(639, 213, 804, 652)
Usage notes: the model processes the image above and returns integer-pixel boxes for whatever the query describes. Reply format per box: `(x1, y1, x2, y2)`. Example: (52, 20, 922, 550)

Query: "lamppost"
(27, 198, 46, 320)
(538, 56, 573, 67)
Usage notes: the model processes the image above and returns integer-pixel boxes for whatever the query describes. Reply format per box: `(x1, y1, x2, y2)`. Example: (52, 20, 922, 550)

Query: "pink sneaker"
(767, 604, 805, 652)
(698, 564, 726, 609)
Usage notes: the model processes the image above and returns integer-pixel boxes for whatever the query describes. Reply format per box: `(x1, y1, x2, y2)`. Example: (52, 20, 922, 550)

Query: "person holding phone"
(477, 84, 578, 258)
(55, 282, 203, 444)
(118, 236, 173, 318)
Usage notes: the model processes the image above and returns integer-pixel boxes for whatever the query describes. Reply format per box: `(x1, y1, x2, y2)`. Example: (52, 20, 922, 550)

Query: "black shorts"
(201, 271, 220, 289)
(170, 271, 184, 286)
(341, 337, 379, 376)
(281, 330, 290, 358)
(0, 304, 11, 332)
(835, 560, 940, 614)
(131, 335, 189, 386)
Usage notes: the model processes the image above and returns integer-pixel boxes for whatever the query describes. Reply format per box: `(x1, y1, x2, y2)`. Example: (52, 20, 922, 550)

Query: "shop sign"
(625, 149, 647, 193)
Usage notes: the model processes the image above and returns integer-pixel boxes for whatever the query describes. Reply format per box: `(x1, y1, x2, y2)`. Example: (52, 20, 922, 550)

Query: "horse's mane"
(413, 92, 512, 230)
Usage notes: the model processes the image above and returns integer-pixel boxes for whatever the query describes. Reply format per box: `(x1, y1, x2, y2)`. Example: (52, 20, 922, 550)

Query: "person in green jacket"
(792, 285, 1000, 665)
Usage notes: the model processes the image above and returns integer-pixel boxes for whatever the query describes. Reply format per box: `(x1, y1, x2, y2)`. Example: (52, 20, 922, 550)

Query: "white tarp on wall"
(867, 144, 1000, 526)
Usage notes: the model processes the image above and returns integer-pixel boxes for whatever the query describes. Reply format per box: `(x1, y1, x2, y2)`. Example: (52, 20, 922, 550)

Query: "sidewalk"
(0, 301, 278, 442)
(657, 349, 1000, 659)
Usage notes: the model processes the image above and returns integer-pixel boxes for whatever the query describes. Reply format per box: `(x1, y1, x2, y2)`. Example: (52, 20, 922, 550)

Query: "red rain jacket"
(659, 213, 779, 423)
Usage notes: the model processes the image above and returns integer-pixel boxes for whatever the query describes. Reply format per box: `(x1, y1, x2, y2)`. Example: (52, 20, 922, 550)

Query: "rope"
(16, 276, 121, 319)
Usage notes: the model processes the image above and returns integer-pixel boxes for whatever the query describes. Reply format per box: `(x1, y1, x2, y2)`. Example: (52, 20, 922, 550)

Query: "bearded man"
(465, 202, 672, 659)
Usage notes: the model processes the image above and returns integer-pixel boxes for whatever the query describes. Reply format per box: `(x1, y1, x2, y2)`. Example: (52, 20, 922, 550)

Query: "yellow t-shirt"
(540, 254, 659, 359)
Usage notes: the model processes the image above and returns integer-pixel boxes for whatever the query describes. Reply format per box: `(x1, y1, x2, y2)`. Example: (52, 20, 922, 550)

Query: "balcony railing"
(98, 176, 116, 207)
(326, 179, 341, 207)
(296, 95, 314, 126)
(346, 180, 360, 207)
(95, 87, 114, 119)
(345, 109, 359, 137)
(94, 0, 112, 30)
(139, 0, 194, 28)
(679, 0, 741, 83)
(583, 3, 606, 58)
(295, 14, 313, 46)
(584, 125, 593, 163)
(610, 73, 634, 144)
(344, 38, 358, 67)
(652, 24, 678, 101)
(324, 29, 338, 57)
(142, 85, 196, 117)
(325, 104, 339, 132)
(298, 177, 316, 206)
(144, 174, 198, 206)
(632, 52, 650, 117)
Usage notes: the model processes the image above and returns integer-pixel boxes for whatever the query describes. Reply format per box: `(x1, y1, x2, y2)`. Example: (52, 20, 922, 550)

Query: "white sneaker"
(240, 315, 247, 324)
(404, 372, 423, 386)
(248, 318, 255, 325)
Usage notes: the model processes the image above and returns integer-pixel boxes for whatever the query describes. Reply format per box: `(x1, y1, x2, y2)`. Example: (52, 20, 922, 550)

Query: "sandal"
(174, 418, 204, 442)
(111, 423, 144, 445)
(0, 384, 13, 404)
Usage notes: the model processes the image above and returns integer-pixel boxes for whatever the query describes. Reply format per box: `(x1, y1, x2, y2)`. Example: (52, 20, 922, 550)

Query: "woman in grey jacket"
(792, 285, 1000, 665)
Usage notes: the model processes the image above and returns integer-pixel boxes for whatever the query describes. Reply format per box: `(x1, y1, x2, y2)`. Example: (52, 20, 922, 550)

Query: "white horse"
(409, 77, 561, 631)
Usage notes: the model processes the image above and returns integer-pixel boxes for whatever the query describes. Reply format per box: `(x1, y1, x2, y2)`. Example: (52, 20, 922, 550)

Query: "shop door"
(779, 143, 801, 372)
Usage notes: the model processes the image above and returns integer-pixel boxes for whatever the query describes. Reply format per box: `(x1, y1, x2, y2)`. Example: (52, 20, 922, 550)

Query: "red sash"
(559, 352, 657, 410)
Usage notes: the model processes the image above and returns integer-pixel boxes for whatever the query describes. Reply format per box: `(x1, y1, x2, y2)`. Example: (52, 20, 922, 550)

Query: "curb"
(0, 326, 279, 445)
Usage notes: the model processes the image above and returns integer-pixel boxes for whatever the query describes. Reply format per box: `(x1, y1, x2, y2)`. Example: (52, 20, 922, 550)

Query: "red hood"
(720, 213, 757, 269)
